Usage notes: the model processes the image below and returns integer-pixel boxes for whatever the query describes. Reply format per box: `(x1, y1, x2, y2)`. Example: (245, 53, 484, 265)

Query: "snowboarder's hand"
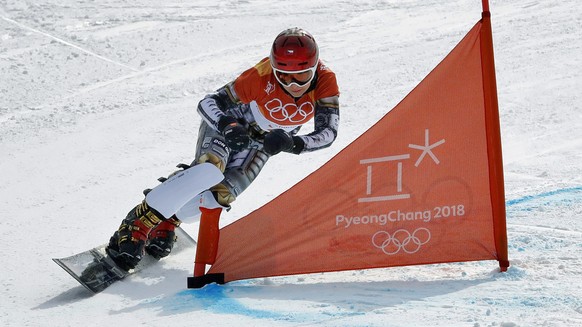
(219, 116, 250, 151)
(263, 129, 295, 155)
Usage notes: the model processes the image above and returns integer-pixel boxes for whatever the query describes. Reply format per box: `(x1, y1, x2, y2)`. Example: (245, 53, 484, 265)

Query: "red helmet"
(270, 28, 319, 72)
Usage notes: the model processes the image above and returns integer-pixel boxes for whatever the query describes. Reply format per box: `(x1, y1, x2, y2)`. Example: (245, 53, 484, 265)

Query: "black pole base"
(187, 273, 225, 288)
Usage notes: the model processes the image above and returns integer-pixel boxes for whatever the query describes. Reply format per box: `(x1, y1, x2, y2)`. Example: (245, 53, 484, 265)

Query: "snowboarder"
(105, 27, 341, 271)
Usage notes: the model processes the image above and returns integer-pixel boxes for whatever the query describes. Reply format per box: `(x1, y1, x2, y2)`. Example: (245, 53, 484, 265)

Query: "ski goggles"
(273, 66, 317, 88)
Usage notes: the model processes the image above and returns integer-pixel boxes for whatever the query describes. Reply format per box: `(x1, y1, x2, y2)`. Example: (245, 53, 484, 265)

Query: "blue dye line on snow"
(160, 284, 311, 321)
(163, 283, 358, 322)
(506, 186, 582, 210)
(156, 284, 281, 319)
(176, 285, 285, 320)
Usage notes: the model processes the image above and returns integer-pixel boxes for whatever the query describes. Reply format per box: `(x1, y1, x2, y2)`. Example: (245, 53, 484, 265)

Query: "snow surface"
(1, 0, 581, 326)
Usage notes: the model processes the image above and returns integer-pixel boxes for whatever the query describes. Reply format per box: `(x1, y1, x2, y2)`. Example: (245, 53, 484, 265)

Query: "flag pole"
(482, 0, 490, 13)
(479, 0, 509, 272)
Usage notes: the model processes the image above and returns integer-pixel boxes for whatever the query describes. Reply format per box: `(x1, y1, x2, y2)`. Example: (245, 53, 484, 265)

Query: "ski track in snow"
(1, 0, 581, 326)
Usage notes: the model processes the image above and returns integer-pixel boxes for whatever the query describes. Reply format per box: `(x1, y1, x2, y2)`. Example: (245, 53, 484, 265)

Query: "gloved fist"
(218, 116, 250, 151)
(263, 129, 295, 155)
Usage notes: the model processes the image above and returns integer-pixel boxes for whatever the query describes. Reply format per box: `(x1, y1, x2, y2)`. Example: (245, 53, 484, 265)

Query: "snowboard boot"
(106, 201, 164, 271)
(145, 216, 181, 259)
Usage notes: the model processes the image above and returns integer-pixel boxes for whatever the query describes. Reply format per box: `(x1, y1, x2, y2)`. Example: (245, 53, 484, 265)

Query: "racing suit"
(193, 57, 340, 206)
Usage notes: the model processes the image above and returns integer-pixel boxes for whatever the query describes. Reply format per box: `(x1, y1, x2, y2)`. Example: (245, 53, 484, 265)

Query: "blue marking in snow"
(160, 284, 303, 321)
(160, 284, 280, 318)
(185, 288, 283, 319)
(506, 186, 582, 210)
(160, 283, 361, 322)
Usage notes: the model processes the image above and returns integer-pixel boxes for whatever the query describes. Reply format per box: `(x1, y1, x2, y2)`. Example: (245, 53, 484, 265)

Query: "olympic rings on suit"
(264, 98, 314, 123)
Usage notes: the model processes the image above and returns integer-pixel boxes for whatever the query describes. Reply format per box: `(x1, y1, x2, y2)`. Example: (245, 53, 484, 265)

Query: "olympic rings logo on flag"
(264, 98, 314, 124)
(372, 228, 431, 255)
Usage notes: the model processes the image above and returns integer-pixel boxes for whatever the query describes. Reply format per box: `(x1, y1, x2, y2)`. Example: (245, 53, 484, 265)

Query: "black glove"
(263, 129, 296, 155)
(218, 116, 250, 151)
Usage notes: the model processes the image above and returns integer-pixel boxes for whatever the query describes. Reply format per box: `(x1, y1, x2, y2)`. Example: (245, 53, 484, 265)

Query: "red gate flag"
(192, 10, 508, 286)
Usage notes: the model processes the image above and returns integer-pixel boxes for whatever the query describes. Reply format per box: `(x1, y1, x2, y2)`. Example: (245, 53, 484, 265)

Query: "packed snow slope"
(1, 0, 581, 326)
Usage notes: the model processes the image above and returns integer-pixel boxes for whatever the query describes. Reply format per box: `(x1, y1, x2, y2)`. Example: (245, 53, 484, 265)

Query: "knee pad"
(210, 183, 236, 206)
(198, 153, 226, 172)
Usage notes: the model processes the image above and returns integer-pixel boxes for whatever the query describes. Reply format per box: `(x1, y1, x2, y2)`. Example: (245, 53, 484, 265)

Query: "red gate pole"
(193, 207, 222, 277)
(188, 206, 226, 288)
(480, 0, 509, 272)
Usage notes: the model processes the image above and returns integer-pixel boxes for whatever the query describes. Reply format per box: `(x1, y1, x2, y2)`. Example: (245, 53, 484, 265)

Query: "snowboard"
(53, 163, 225, 293)
(53, 227, 197, 293)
